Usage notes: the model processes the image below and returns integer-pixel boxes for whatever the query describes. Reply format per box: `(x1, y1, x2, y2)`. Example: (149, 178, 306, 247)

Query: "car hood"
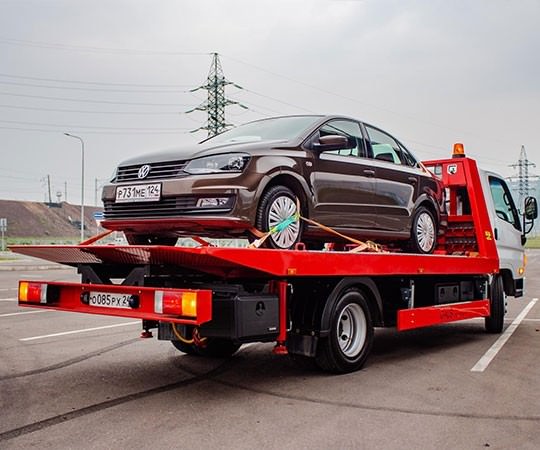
(119, 139, 293, 167)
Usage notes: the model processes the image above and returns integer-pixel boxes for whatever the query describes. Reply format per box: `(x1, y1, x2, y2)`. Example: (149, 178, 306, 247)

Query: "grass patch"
(526, 236, 540, 249)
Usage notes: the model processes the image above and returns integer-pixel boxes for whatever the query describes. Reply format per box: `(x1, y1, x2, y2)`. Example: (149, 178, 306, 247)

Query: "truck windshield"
(489, 177, 521, 231)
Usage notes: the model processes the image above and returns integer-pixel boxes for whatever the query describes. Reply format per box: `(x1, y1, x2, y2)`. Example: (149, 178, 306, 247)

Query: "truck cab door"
(487, 175, 524, 295)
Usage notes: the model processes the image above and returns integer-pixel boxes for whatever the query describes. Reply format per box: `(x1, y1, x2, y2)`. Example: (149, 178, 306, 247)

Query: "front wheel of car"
(409, 206, 437, 254)
(256, 185, 302, 250)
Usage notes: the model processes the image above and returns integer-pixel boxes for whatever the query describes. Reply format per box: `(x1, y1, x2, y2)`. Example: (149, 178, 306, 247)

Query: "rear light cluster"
(154, 290, 198, 317)
(19, 282, 49, 304)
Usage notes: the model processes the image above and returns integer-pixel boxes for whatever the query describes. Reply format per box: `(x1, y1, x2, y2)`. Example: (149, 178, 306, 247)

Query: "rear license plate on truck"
(115, 183, 161, 203)
(88, 292, 132, 309)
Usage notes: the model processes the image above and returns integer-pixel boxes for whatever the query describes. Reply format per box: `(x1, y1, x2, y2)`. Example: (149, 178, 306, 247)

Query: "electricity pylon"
(509, 145, 536, 202)
(187, 52, 247, 137)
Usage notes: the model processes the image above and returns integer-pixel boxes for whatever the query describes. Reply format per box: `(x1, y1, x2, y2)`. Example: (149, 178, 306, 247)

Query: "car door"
(363, 124, 420, 233)
(308, 119, 377, 229)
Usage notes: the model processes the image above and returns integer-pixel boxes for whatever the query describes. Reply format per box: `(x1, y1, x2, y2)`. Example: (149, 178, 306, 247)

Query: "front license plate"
(115, 183, 161, 203)
(88, 291, 132, 309)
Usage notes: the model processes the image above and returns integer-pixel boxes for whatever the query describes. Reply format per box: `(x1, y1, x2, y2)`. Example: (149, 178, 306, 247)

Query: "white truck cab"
(478, 168, 537, 297)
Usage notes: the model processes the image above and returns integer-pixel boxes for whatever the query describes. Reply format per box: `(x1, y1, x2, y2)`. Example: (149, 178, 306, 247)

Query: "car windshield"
(204, 116, 321, 144)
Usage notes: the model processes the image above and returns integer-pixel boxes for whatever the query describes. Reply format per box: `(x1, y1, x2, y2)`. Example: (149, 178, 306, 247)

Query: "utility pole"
(47, 175, 52, 204)
(187, 52, 247, 137)
(64, 181, 68, 203)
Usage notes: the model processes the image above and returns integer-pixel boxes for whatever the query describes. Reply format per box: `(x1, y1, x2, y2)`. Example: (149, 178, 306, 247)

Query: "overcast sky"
(0, 0, 538, 206)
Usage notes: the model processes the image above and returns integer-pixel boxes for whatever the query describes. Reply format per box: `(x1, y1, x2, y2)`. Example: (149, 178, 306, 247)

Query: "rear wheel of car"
(256, 185, 302, 250)
(409, 206, 436, 254)
(125, 235, 177, 246)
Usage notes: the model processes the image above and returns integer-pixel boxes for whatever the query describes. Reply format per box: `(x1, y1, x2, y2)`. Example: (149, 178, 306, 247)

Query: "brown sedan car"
(101, 115, 446, 253)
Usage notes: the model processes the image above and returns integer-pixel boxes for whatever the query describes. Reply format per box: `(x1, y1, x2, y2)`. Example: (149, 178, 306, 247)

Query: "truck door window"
(489, 177, 521, 231)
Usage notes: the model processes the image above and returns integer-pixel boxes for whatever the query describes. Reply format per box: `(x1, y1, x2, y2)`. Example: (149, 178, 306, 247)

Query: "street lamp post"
(64, 133, 85, 242)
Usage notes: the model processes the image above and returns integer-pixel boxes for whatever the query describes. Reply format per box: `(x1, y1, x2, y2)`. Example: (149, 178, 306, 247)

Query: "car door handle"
(408, 176, 418, 184)
(363, 169, 375, 176)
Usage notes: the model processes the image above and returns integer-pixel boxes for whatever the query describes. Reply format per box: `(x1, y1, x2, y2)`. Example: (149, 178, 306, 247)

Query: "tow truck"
(12, 145, 538, 373)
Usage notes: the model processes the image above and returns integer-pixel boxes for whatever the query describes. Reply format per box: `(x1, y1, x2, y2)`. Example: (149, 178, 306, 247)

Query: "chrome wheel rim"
(337, 303, 367, 358)
(416, 212, 435, 252)
(268, 195, 300, 249)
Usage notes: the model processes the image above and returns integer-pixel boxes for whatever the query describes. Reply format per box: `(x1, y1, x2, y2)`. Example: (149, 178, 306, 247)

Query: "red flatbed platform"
(10, 244, 498, 279)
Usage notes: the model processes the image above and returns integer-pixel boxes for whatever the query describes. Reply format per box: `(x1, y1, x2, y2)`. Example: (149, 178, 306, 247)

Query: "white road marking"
(0, 310, 51, 317)
(19, 321, 140, 341)
(471, 298, 538, 372)
(0, 288, 17, 291)
(0, 298, 17, 302)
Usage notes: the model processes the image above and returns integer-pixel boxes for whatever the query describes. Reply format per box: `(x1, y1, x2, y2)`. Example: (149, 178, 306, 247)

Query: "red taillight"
(154, 290, 199, 317)
(19, 281, 47, 303)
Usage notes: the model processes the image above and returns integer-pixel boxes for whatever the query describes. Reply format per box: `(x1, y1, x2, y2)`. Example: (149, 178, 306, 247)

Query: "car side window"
(318, 120, 365, 157)
(365, 125, 411, 166)
(489, 177, 521, 231)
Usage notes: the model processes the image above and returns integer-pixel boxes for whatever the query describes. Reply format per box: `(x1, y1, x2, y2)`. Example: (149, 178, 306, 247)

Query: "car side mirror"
(312, 135, 353, 153)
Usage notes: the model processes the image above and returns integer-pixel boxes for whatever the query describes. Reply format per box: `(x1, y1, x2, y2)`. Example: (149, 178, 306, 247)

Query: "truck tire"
(316, 288, 374, 373)
(485, 274, 505, 333)
(194, 338, 241, 358)
(171, 339, 198, 355)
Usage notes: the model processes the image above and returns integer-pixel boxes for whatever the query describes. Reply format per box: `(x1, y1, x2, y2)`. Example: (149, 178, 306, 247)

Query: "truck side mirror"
(524, 196, 538, 220)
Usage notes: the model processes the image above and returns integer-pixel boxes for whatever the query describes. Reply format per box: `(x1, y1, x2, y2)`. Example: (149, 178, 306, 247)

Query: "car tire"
(315, 289, 374, 373)
(256, 185, 302, 250)
(126, 235, 177, 246)
(409, 206, 437, 254)
(485, 274, 505, 333)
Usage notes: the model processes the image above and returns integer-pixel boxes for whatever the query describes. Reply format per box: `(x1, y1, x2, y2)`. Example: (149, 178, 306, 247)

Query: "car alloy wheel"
(256, 185, 302, 249)
(410, 206, 436, 254)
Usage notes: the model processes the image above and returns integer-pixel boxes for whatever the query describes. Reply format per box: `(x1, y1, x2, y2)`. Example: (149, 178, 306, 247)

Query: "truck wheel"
(256, 185, 302, 249)
(485, 274, 505, 333)
(194, 338, 241, 358)
(409, 206, 436, 254)
(171, 339, 197, 355)
(316, 289, 374, 373)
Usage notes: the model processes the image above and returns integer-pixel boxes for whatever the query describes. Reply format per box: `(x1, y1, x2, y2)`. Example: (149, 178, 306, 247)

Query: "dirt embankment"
(0, 200, 102, 238)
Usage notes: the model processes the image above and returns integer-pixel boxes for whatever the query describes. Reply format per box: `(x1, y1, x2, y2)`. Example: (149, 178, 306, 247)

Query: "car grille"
(103, 196, 233, 219)
(116, 160, 187, 182)
(104, 197, 197, 219)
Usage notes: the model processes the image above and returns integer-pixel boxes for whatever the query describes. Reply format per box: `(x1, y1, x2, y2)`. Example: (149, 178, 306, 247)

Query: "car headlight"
(184, 153, 250, 175)
(110, 167, 118, 182)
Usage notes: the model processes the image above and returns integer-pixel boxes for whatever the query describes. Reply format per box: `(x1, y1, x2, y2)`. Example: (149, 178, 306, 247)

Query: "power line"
(0, 37, 210, 56)
(0, 91, 193, 106)
(0, 79, 191, 93)
(0, 104, 181, 115)
(0, 125, 191, 135)
(0, 72, 192, 88)
(0, 119, 191, 131)
(509, 145, 537, 202)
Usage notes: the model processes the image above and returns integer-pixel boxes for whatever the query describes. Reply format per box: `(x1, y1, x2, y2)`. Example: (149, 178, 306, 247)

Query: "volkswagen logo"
(138, 164, 151, 179)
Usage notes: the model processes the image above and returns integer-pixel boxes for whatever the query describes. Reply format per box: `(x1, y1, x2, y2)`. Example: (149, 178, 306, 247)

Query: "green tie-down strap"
(270, 214, 299, 234)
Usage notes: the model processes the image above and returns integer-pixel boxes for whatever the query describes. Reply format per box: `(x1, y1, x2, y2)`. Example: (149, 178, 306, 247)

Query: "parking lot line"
(471, 298, 538, 373)
(0, 310, 51, 318)
(19, 321, 140, 341)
